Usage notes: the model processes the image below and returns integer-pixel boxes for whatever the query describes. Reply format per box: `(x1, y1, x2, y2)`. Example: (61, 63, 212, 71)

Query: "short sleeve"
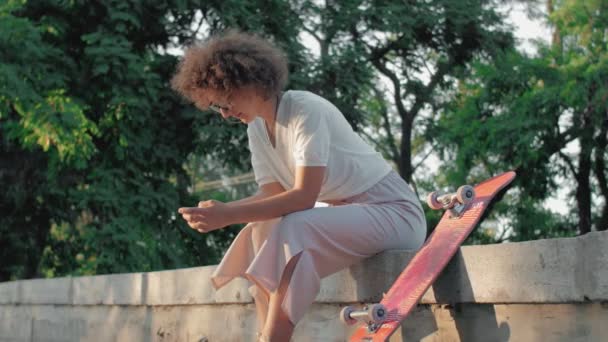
(292, 108, 330, 166)
(248, 126, 276, 186)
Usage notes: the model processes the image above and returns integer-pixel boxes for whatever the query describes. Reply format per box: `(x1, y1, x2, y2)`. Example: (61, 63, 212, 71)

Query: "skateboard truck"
(340, 303, 387, 332)
(427, 185, 475, 218)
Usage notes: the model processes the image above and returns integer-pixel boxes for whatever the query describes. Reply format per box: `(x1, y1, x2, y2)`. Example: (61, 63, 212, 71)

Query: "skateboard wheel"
(340, 306, 357, 326)
(426, 191, 443, 210)
(367, 303, 387, 323)
(456, 185, 475, 204)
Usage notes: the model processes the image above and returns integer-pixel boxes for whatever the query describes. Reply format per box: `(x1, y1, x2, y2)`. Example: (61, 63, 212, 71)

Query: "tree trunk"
(576, 104, 594, 234)
(577, 147, 593, 234)
(594, 110, 608, 231)
(399, 115, 414, 183)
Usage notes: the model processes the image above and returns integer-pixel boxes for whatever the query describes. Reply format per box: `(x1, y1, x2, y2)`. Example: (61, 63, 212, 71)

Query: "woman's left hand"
(178, 200, 233, 233)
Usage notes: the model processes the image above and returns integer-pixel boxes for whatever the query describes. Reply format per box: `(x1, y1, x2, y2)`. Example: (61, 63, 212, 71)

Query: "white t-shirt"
(247, 90, 392, 201)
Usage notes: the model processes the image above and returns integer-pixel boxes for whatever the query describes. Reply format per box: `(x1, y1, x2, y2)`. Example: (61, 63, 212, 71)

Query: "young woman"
(172, 31, 426, 342)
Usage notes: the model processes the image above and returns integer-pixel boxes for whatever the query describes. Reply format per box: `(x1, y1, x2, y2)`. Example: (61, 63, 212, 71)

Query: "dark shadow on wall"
(399, 251, 510, 341)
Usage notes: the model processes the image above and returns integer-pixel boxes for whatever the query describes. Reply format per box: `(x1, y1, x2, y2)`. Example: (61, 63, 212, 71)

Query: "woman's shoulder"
(283, 90, 340, 118)
(284, 89, 326, 105)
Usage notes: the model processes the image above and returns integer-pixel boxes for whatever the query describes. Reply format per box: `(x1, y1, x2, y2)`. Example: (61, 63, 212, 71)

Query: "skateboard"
(341, 171, 516, 341)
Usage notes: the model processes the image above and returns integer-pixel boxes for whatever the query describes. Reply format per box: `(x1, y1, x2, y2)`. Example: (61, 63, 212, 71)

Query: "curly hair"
(170, 30, 289, 107)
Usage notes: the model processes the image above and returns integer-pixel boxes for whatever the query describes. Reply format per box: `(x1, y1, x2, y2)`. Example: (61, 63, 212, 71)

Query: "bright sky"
(507, 2, 552, 54)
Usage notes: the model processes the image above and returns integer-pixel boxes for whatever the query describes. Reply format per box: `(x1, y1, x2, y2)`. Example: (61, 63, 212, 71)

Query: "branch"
(190, 10, 206, 40)
(302, 25, 322, 46)
(495, 226, 511, 243)
(373, 86, 400, 162)
(371, 58, 409, 121)
(422, 53, 434, 77)
(409, 61, 449, 118)
(559, 151, 578, 178)
(368, 34, 408, 62)
(413, 143, 437, 173)
(549, 125, 578, 155)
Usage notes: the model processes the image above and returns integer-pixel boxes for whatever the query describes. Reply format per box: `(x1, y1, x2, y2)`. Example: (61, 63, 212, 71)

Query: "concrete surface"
(1, 303, 606, 342)
(0, 231, 606, 341)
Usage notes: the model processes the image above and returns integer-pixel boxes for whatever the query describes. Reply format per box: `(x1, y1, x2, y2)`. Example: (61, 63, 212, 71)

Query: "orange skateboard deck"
(346, 171, 516, 341)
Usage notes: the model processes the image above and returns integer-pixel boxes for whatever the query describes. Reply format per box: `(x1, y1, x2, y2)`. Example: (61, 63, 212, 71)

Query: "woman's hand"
(178, 200, 233, 233)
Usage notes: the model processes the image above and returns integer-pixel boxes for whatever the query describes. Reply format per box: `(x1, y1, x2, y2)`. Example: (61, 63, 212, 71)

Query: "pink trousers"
(210, 170, 426, 325)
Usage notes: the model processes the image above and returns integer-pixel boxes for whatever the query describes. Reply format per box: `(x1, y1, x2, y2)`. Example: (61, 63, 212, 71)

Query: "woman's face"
(197, 87, 262, 124)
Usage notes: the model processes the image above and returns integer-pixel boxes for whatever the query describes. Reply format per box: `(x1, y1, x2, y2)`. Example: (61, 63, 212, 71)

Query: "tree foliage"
(430, 0, 608, 239)
(296, 0, 514, 183)
(0, 0, 306, 280)
(2, 0, 600, 280)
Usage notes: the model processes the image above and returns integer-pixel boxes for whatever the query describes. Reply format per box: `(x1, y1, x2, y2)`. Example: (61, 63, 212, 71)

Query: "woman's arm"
(227, 166, 325, 224)
(226, 181, 287, 207)
(180, 167, 324, 232)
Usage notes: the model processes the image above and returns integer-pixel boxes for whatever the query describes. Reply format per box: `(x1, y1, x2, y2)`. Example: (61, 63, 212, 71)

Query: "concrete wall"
(1, 231, 607, 342)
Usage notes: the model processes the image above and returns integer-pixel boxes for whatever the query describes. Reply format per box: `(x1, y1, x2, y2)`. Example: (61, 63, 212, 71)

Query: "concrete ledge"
(0, 232, 607, 342)
(18, 277, 72, 305)
(317, 232, 598, 304)
(0, 232, 606, 306)
(72, 273, 144, 305)
(1, 303, 607, 342)
(423, 236, 580, 304)
(145, 265, 252, 305)
(0, 280, 18, 305)
(581, 232, 608, 300)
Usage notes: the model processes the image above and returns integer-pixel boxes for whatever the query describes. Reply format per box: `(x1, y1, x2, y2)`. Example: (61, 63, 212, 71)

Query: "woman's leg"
(260, 253, 303, 341)
(251, 286, 270, 334)
(252, 202, 424, 341)
(255, 300, 268, 333)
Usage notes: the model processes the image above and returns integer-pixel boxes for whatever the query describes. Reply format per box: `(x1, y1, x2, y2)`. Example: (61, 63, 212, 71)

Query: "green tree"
(430, 0, 607, 239)
(0, 0, 307, 280)
(1, 0, 200, 279)
(296, 0, 514, 184)
(0, 0, 100, 279)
